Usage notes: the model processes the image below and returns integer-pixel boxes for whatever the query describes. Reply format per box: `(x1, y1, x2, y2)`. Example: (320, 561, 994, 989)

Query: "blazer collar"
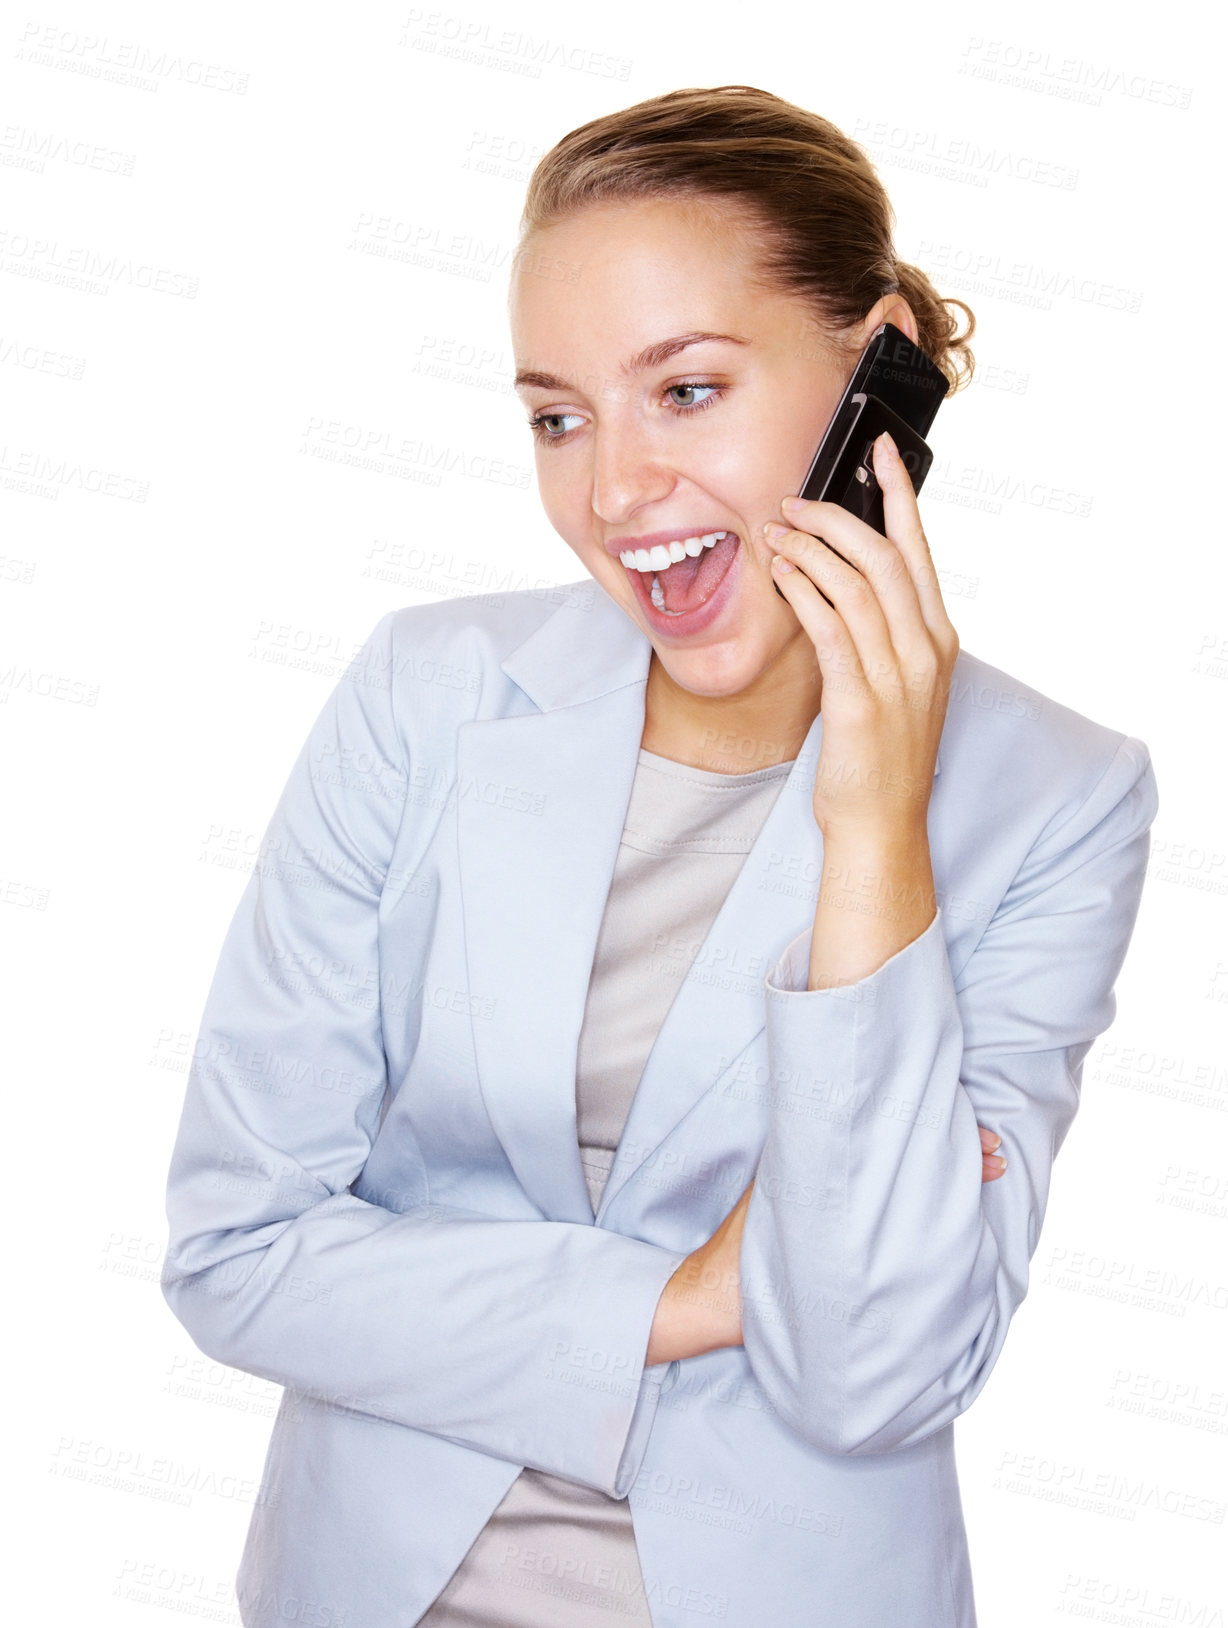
(499, 583, 651, 711)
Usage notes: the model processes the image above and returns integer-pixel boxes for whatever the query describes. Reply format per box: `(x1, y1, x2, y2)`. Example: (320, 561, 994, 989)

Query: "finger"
(982, 1154, 1007, 1182)
(767, 522, 897, 692)
(778, 492, 938, 682)
(978, 1125, 1002, 1153)
(767, 532, 868, 688)
(872, 432, 958, 654)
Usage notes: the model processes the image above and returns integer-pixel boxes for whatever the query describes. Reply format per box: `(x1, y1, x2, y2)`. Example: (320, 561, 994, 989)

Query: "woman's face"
(509, 196, 878, 701)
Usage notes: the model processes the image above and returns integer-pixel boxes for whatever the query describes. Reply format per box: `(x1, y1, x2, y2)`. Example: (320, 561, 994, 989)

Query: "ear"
(857, 294, 920, 347)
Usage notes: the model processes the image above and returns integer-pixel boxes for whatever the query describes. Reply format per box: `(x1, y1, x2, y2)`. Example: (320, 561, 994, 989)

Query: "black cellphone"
(775, 323, 948, 596)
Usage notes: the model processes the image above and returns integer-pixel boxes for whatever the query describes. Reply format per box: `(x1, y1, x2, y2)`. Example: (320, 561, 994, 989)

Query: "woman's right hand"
(979, 1124, 1007, 1181)
(645, 1183, 749, 1366)
(645, 1124, 1007, 1366)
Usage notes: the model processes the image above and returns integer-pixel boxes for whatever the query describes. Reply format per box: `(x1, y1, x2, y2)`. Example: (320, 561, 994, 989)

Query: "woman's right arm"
(161, 610, 687, 1500)
(646, 1129, 1006, 1365)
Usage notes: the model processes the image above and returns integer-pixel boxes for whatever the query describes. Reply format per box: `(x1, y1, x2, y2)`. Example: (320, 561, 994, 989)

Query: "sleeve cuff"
(559, 1232, 687, 1496)
(765, 905, 946, 997)
(611, 1360, 672, 1497)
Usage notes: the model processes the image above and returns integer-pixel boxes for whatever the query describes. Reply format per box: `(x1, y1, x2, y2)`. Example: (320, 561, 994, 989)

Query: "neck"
(641, 636, 823, 774)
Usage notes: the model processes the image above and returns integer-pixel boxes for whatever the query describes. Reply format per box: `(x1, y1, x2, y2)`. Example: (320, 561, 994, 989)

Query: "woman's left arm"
(740, 728, 1156, 1454)
(653, 434, 1159, 1450)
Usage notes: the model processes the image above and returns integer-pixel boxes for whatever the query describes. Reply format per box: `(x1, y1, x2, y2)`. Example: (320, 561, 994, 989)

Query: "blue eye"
(529, 411, 585, 441)
(667, 383, 718, 408)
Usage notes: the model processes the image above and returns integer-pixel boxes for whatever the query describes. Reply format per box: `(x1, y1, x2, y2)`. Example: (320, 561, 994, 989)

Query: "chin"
(652, 626, 781, 698)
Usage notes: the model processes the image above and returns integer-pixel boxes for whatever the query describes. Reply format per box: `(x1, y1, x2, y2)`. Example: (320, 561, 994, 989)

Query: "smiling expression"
(509, 196, 870, 701)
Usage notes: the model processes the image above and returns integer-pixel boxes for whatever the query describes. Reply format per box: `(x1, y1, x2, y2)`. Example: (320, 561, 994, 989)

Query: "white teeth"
(619, 531, 731, 572)
(649, 574, 685, 615)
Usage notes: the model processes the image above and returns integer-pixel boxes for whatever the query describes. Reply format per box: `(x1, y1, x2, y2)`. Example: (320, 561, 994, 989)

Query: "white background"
(3, 1, 1224, 1623)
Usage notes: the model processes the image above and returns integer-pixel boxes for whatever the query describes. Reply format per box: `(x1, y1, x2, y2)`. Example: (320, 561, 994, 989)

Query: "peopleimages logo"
(15, 23, 249, 93)
(913, 242, 1143, 315)
(0, 228, 199, 296)
(398, 12, 633, 81)
(852, 118, 1079, 191)
(958, 37, 1193, 110)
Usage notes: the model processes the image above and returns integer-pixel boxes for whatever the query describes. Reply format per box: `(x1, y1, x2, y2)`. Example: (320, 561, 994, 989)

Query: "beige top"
(418, 747, 794, 1626)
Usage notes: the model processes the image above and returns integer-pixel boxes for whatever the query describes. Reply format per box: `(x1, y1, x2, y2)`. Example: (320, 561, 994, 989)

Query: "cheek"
(535, 456, 596, 555)
(703, 397, 827, 514)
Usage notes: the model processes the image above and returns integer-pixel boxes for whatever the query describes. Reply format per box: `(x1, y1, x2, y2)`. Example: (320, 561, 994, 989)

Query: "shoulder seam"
(1034, 732, 1150, 853)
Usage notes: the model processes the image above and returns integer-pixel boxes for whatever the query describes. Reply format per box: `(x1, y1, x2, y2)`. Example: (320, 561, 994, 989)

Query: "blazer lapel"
(594, 719, 827, 1220)
(455, 592, 651, 1223)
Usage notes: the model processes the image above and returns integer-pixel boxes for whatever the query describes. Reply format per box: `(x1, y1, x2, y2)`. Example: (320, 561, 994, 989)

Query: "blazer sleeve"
(160, 610, 686, 1499)
(738, 732, 1158, 1455)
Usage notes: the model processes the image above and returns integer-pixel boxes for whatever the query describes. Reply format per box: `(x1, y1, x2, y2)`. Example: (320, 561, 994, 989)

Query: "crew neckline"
(636, 746, 797, 786)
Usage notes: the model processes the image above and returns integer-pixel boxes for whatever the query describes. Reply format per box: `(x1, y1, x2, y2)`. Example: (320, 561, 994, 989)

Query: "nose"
(590, 411, 676, 525)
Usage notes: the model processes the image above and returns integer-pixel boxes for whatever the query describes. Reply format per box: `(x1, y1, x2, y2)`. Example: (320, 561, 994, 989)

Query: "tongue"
(659, 534, 738, 612)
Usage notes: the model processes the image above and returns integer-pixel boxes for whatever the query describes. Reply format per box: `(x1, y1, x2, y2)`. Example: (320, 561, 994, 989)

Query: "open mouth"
(618, 531, 739, 617)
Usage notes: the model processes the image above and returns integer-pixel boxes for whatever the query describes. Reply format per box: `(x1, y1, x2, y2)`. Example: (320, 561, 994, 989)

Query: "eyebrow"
(513, 331, 751, 392)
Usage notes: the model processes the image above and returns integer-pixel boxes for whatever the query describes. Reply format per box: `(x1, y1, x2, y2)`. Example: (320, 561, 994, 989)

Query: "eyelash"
(527, 381, 725, 447)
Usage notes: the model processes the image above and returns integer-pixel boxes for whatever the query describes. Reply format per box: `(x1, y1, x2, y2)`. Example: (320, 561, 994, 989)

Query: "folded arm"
(736, 733, 1158, 1454)
(161, 611, 685, 1498)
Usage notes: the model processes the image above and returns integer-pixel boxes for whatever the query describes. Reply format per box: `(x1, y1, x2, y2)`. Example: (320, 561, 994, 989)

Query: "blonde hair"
(520, 85, 976, 393)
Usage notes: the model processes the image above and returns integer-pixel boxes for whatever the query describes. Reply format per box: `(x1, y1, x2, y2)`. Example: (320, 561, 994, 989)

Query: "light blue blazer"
(162, 580, 1158, 1628)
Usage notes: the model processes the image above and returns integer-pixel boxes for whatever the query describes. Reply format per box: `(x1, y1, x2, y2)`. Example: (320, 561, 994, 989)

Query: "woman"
(162, 87, 1158, 1627)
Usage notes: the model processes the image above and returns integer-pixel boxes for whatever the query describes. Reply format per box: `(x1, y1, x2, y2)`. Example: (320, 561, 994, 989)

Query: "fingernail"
(876, 431, 898, 460)
(771, 555, 796, 575)
(781, 495, 806, 513)
(763, 521, 790, 541)
(989, 1155, 1007, 1172)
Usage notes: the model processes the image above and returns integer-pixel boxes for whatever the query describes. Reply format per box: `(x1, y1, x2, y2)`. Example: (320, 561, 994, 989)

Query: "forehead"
(509, 197, 794, 365)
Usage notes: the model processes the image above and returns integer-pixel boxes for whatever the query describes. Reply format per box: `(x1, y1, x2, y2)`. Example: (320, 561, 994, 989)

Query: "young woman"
(162, 87, 1158, 1628)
